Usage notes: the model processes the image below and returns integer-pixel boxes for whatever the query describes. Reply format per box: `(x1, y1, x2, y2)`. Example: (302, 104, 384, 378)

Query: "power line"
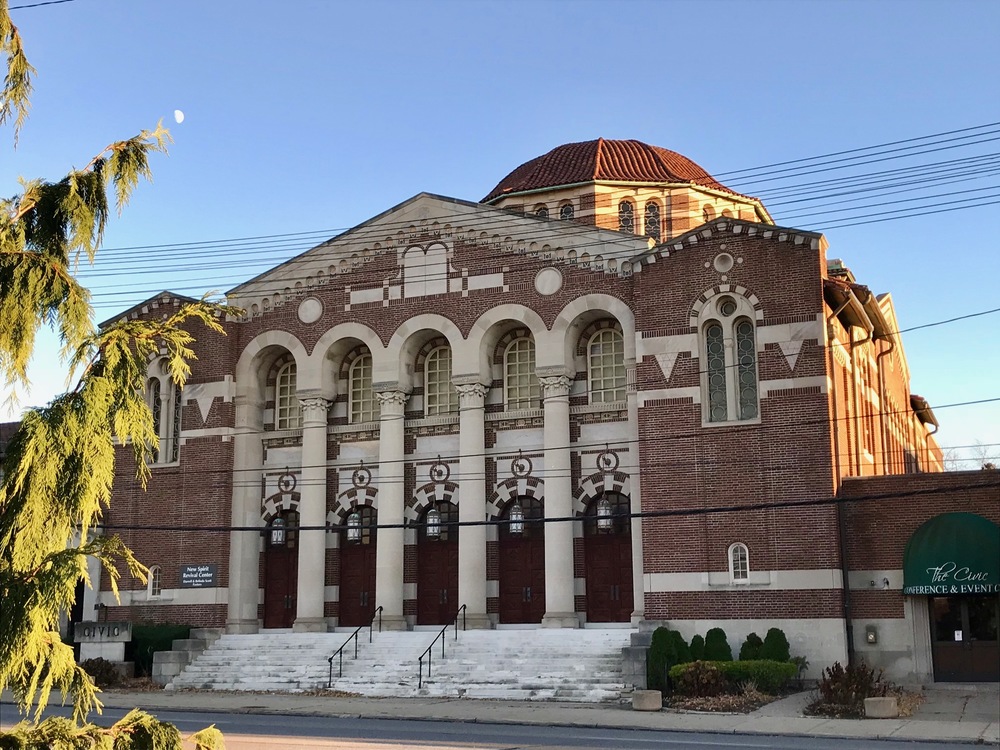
(8, 0, 76, 8)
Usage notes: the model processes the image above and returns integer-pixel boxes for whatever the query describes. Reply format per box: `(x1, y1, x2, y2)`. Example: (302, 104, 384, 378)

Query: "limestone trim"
(644, 568, 845, 593)
(327, 485, 379, 527)
(572, 471, 630, 516)
(539, 375, 572, 399)
(486, 476, 545, 518)
(406, 480, 459, 522)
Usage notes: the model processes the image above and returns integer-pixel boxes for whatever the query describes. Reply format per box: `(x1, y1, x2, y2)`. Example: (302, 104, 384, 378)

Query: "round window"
(718, 297, 738, 317)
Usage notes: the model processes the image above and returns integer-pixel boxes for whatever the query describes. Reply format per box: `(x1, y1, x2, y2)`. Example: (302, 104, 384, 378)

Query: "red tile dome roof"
(482, 138, 743, 202)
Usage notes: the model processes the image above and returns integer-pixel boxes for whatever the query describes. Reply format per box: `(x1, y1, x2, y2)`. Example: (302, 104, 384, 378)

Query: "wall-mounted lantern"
(426, 508, 442, 539)
(509, 503, 524, 535)
(270, 517, 286, 546)
(597, 496, 613, 532)
(346, 511, 362, 543)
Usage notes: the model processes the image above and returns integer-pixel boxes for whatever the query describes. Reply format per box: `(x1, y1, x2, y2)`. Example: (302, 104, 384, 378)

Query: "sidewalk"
(44, 683, 1000, 745)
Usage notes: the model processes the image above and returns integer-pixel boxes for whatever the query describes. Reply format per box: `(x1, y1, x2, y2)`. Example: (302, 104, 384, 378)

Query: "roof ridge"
(592, 138, 605, 181)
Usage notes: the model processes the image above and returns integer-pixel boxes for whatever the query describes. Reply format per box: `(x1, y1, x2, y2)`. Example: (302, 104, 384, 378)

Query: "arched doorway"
(498, 497, 545, 624)
(417, 501, 459, 625)
(583, 493, 633, 623)
(263, 509, 299, 628)
(339, 506, 377, 628)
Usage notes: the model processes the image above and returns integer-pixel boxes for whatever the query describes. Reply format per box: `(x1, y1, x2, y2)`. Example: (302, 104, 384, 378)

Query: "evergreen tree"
(703, 627, 733, 661)
(1, 3, 227, 745)
(760, 627, 791, 662)
(689, 633, 705, 661)
(739, 631, 764, 661)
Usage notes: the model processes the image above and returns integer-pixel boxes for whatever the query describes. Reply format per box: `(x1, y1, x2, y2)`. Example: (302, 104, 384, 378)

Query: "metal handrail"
(327, 605, 383, 687)
(417, 604, 466, 689)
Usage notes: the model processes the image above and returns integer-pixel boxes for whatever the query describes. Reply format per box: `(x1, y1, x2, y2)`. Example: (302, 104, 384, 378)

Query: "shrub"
(646, 628, 693, 691)
(703, 627, 733, 661)
(665, 629, 692, 668)
(668, 659, 797, 695)
(689, 633, 705, 661)
(739, 632, 763, 661)
(760, 627, 791, 662)
(128, 623, 191, 677)
(80, 657, 122, 689)
(673, 660, 728, 697)
(817, 661, 889, 709)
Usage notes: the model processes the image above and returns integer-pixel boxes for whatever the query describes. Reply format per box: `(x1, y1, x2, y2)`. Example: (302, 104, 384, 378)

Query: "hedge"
(127, 624, 191, 677)
(668, 659, 797, 694)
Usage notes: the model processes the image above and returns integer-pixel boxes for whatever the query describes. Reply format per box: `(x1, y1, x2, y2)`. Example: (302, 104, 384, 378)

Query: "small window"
(559, 203, 575, 221)
(729, 543, 750, 582)
(702, 307, 759, 424)
(147, 371, 182, 464)
(349, 354, 378, 423)
(736, 321, 758, 420)
(703, 204, 716, 223)
(706, 323, 727, 422)
(618, 201, 635, 233)
(275, 362, 302, 429)
(149, 378, 163, 462)
(504, 338, 540, 410)
(425, 346, 457, 416)
(644, 201, 661, 241)
(588, 329, 626, 404)
(534, 205, 549, 219)
(148, 565, 162, 598)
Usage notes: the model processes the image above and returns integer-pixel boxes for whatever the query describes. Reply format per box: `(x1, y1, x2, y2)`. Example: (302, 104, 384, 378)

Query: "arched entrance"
(417, 501, 459, 625)
(339, 505, 377, 628)
(583, 493, 633, 623)
(263, 509, 299, 628)
(498, 497, 545, 624)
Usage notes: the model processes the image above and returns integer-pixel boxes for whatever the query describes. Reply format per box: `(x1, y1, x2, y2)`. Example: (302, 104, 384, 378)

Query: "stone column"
(626, 361, 645, 623)
(294, 395, 330, 632)
(374, 388, 409, 630)
(227, 397, 264, 634)
(538, 372, 578, 627)
(454, 379, 491, 629)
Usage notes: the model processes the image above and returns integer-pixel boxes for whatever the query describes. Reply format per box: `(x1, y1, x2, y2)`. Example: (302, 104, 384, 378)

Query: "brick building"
(92, 139, 997, 683)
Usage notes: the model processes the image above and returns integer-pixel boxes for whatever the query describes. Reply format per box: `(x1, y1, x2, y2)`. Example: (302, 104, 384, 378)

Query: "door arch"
(339, 505, 377, 628)
(263, 509, 299, 628)
(417, 501, 459, 625)
(498, 497, 546, 624)
(583, 493, 633, 623)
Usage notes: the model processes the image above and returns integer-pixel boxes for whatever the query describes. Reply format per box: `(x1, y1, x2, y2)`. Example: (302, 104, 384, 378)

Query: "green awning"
(903, 512, 1000, 595)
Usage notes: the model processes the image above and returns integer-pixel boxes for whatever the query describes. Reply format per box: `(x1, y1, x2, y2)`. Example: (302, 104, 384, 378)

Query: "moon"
(173, 110, 185, 124)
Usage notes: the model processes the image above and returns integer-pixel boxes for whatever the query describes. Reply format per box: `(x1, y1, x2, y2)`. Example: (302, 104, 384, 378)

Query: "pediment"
(227, 193, 649, 319)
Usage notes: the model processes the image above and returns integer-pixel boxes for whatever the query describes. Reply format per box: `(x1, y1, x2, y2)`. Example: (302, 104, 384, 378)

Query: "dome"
(482, 138, 741, 203)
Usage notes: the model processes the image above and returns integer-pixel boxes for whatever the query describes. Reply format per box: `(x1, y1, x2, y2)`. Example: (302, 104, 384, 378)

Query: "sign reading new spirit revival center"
(180, 564, 217, 588)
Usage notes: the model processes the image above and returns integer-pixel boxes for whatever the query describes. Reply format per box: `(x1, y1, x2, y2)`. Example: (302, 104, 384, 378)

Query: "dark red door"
(263, 511, 298, 628)
(339, 506, 377, 628)
(584, 494, 634, 623)
(417, 502, 459, 625)
(499, 498, 545, 624)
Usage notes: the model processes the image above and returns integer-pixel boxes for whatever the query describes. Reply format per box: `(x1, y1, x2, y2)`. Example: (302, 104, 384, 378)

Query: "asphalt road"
(0, 704, 983, 750)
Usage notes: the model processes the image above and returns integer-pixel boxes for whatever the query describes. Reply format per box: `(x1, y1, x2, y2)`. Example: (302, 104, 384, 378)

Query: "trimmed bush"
(703, 627, 733, 661)
(760, 627, 791, 662)
(672, 660, 728, 697)
(80, 657, 122, 688)
(689, 634, 705, 661)
(669, 659, 797, 694)
(128, 623, 191, 677)
(739, 632, 763, 661)
(646, 628, 693, 691)
(665, 629, 692, 668)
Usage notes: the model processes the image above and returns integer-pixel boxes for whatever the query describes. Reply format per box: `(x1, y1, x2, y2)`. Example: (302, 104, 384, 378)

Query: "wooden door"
(417, 502, 459, 625)
(339, 507, 377, 628)
(931, 594, 1000, 681)
(584, 494, 634, 623)
(498, 498, 545, 624)
(263, 512, 298, 628)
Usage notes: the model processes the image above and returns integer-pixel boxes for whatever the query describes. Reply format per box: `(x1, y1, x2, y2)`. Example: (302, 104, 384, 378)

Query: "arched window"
(618, 201, 635, 233)
(534, 205, 549, 219)
(729, 543, 750, 582)
(702, 296, 759, 423)
(588, 329, 626, 404)
(425, 346, 457, 416)
(504, 338, 540, 410)
(275, 362, 301, 429)
(147, 366, 182, 464)
(147, 565, 162, 598)
(349, 354, 377, 423)
(702, 204, 716, 223)
(559, 203, 575, 221)
(644, 201, 661, 241)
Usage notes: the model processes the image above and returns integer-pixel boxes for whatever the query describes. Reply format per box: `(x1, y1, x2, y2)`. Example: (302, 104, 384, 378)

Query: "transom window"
(588, 328, 626, 404)
(644, 201, 661, 241)
(276, 362, 302, 429)
(559, 203, 575, 221)
(535, 205, 549, 219)
(729, 543, 750, 582)
(504, 338, 540, 410)
(425, 346, 457, 416)
(350, 354, 378, 423)
(618, 201, 635, 233)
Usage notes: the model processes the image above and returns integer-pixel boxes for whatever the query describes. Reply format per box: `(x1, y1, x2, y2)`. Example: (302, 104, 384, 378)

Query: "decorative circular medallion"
(511, 454, 533, 478)
(534, 267, 563, 296)
(297, 297, 323, 324)
(429, 458, 450, 483)
(352, 465, 372, 488)
(713, 253, 735, 273)
(278, 471, 297, 492)
(596, 448, 619, 473)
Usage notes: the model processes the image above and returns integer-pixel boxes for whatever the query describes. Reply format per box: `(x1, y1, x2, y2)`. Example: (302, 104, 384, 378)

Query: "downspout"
(876, 338, 896, 475)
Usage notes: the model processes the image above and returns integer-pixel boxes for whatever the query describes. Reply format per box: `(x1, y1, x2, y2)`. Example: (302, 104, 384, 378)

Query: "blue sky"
(4, 0, 998, 468)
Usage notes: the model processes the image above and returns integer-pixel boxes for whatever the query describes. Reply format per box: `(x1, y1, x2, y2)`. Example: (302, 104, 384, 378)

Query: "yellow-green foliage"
(0, 4, 231, 746)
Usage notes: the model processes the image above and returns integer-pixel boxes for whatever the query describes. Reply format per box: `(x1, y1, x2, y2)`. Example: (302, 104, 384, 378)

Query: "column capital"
(454, 381, 488, 409)
(538, 375, 572, 399)
(298, 395, 331, 423)
(375, 389, 410, 415)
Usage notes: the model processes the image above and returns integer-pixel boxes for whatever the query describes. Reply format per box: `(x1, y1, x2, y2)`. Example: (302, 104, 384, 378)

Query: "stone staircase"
(169, 627, 634, 702)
